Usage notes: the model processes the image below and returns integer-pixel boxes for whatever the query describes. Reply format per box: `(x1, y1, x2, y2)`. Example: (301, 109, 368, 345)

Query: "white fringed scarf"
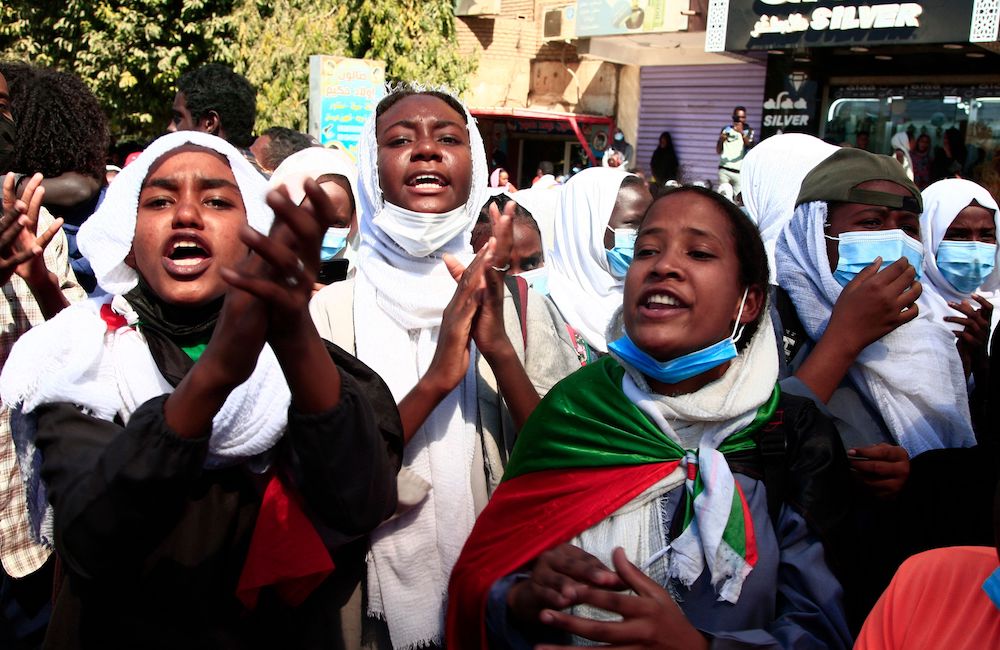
(352, 85, 490, 650)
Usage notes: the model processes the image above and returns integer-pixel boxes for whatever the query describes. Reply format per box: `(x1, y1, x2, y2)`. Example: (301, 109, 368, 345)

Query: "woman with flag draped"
(447, 186, 852, 649)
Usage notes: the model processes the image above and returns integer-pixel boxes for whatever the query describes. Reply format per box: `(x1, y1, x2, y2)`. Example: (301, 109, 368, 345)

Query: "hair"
(471, 193, 541, 253)
(732, 106, 747, 117)
(642, 185, 769, 350)
(0, 62, 109, 180)
(538, 160, 554, 175)
(374, 83, 468, 125)
(658, 131, 672, 145)
(177, 64, 257, 148)
(257, 127, 315, 170)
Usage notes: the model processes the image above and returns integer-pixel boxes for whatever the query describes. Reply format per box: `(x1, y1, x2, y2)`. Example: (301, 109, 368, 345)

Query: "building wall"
(637, 62, 767, 185)
(616, 65, 641, 163)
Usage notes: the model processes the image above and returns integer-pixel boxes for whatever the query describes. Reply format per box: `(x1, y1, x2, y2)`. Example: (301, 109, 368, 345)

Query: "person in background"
(602, 128, 633, 169)
(250, 127, 317, 175)
(890, 132, 914, 182)
(471, 195, 546, 294)
(168, 63, 261, 173)
(855, 132, 871, 151)
(0, 62, 110, 294)
(489, 168, 517, 193)
(544, 168, 652, 365)
(911, 133, 933, 189)
(932, 127, 966, 182)
(532, 161, 557, 189)
(716, 106, 754, 197)
(649, 130, 679, 188)
(268, 146, 361, 287)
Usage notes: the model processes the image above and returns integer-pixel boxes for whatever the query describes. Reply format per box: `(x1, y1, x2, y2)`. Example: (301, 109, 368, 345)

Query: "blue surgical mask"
(606, 226, 637, 278)
(614, 132, 624, 142)
(517, 267, 549, 295)
(935, 240, 997, 294)
(320, 227, 351, 261)
(826, 229, 924, 287)
(608, 289, 749, 384)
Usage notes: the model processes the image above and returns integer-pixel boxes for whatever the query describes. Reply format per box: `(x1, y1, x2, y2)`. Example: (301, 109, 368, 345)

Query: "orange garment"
(855, 546, 1000, 650)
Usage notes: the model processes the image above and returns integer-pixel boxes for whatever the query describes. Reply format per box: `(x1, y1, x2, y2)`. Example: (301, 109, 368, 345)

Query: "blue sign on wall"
(309, 56, 386, 155)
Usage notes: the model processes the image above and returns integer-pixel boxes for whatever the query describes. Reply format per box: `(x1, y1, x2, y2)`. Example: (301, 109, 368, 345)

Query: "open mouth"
(162, 233, 213, 275)
(406, 172, 449, 189)
(641, 291, 688, 312)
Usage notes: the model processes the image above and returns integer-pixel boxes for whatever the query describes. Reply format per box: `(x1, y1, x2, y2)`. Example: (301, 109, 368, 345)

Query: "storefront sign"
(308, 56, 386, 154)
(760, 55, 821, 138)
(706, 0, 992, 52)
(576, 0, 688, 38)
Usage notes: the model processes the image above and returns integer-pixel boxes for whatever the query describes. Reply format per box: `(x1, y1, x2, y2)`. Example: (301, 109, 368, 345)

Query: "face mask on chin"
(605, 226, 637, 279)
(374, 200, 470, 258)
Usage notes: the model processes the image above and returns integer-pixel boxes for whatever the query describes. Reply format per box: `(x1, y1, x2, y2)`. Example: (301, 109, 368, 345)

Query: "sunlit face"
(944, 202, 997, 244)
(128, 146, 250, 306)
(603, 181, 653, 250)
(167, 92, 195, 133)
(376, 94, 473, 214)
(824, 180, 920, 272)
(624, 192, 761, 363)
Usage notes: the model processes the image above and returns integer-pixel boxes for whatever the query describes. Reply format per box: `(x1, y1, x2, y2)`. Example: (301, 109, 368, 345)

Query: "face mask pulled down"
(608, 288, 749, 385)
(373, 201, 469, 258)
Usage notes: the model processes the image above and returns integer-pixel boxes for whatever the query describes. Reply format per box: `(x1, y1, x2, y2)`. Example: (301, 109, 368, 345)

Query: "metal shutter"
(637, 63, 767, 186)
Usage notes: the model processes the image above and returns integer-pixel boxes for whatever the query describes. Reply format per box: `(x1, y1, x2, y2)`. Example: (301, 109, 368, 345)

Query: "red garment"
(855, 546, 1000, 650)
(446, 462, 679, 650)
(236, 475, 335, 609)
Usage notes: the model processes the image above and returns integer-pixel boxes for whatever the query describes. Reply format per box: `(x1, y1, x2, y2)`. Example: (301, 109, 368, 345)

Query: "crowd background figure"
(0, 58, 997, 650)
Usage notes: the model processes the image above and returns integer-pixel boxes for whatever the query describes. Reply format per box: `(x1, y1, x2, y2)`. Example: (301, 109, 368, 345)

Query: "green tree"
(0, 0, 233, 140)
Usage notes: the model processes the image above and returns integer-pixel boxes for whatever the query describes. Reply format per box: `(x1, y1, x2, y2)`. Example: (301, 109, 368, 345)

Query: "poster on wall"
(575, 0, 688, 38)
(308, 56, 386, 155)
(711, 0, 982, 52)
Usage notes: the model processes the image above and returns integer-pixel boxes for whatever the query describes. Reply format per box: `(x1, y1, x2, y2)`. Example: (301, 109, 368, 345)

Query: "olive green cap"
(795, 147, 922, 213)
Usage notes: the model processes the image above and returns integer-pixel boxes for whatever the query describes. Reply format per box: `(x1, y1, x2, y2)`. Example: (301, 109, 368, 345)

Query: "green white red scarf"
(446, 356, 779, 649)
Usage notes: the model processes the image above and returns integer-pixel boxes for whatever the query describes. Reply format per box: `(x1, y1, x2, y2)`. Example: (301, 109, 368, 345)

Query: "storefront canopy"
(705, 0, 999, 52)
(470, 108, 615, 166)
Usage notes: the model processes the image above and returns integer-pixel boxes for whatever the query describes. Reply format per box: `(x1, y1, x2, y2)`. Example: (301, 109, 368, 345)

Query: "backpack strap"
(503, 275, 529, 349)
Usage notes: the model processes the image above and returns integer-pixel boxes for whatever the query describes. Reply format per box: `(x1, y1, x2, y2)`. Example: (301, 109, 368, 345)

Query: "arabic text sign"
(308, 56, 386, 153)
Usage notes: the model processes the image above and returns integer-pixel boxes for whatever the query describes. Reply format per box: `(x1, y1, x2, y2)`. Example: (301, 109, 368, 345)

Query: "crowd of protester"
(0, 60, 999, 650)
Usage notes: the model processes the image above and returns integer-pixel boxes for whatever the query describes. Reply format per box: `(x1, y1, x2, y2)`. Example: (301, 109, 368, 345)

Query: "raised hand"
(0, 172, 64, 287)
(535, 547, 708, 650)
(828, 257, 921, 356)
(507, 543, 625, 627)
(945, 294, 993, 378)
(848, 442, 910, 499)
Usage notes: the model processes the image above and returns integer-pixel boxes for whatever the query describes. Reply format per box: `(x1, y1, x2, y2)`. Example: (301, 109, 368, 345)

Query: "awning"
(470, 107, 615, 166)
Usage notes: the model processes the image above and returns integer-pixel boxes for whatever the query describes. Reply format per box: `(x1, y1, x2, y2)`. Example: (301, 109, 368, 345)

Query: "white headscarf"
(79, 130, 273, 296)
(775, 201, 975, 456)
(510, 185, 560, 252)
(891, 132, 914, 181)
(1, 132, 291, 546)
(919, 178, 1000, 330)
(740, 134, 838, 283)
(546, 166, 634, 353)
(351, 85, 488, 650)
(269, 146, 363, 275)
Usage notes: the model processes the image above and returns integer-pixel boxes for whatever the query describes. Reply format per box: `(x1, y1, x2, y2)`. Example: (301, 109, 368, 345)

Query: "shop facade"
(706, 0, 1000, 187)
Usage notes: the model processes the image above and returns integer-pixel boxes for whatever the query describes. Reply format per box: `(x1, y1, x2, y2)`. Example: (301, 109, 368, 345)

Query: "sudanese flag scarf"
(446, 356, 779, 650)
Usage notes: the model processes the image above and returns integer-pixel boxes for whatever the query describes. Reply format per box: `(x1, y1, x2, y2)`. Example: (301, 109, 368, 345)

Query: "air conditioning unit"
(542, 4, 577, 41)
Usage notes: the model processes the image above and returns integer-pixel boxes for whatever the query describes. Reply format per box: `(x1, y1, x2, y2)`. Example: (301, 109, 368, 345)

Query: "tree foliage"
(0, 0, 476, 141)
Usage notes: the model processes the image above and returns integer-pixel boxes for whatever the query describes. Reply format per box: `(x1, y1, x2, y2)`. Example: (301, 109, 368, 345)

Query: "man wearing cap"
(773, 147, 980, 632)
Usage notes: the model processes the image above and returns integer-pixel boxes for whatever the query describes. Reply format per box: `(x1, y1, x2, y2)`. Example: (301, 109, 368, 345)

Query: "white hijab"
(919, 178, 1000, 330)
(775, 200, 975, 456)
(546, 166, 634, 353)
(891, 132, 914, 181)
(0, 132, 290, 545)
(351, 86, 489, 650)
(740, 134, 838, 283)
(269, 146, 363, 275)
